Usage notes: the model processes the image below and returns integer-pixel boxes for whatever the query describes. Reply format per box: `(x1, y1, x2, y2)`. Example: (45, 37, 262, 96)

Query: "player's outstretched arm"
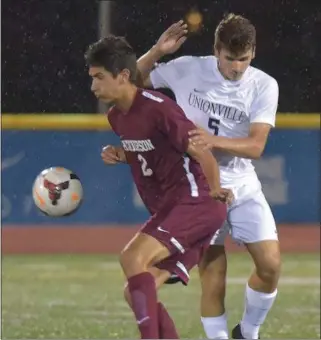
(136, 20, 187, 88)
(189, 123, 272, 160)
(187, 141, 233, 204)
(101, 145, 127, 164)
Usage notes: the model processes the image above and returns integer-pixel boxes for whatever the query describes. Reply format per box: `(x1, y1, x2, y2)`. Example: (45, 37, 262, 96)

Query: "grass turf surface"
(2, 253, 320, 339)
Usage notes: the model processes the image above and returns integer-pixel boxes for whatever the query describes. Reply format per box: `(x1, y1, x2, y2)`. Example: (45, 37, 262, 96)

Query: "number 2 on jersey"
(137, 154, 153, 176)
(208, 118, 220, 135)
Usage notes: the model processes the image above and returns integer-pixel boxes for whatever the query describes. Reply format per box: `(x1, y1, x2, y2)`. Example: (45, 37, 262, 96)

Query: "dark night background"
(2, 0, 321, 113)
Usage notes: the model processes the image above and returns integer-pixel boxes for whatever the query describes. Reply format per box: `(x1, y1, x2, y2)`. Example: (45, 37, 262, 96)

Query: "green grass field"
(2, 253, 320, 339)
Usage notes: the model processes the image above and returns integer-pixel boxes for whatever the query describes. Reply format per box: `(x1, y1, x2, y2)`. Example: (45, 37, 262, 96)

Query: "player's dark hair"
(214, 13, 256, 55)
(85, 35, 137, 83)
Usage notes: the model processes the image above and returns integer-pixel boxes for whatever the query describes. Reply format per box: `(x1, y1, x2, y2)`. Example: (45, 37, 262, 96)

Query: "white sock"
(201, 313, 229, 339)
(240, 283, 277, 339)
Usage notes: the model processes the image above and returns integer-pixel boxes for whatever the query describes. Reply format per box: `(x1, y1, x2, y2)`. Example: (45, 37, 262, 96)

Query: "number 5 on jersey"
(208, 118, 220, 135)
(138, 154, 153, 176)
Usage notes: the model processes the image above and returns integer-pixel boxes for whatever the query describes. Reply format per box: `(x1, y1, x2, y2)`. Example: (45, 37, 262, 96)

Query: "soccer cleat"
(231, 324, 260, 339)
(231, 324, 245, 339)
(164, 273, 186, 285)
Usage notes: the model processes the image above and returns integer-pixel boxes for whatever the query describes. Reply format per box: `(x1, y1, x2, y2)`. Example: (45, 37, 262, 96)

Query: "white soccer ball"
(32, 167, 83, 217)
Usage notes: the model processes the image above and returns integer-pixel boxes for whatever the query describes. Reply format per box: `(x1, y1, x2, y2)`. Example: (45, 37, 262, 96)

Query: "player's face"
(215, 47, 255, 81)
(89, 66, 123, 103)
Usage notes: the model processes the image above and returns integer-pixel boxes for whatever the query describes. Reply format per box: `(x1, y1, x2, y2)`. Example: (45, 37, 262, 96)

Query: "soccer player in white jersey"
(136, 14, 280, 339)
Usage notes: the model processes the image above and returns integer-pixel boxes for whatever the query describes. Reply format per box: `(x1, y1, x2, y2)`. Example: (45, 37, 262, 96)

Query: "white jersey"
(150, 55, 279, 189)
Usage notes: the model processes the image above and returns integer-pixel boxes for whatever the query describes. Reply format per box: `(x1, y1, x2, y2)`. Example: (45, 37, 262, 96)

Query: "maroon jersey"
(108, 89, 211, 214)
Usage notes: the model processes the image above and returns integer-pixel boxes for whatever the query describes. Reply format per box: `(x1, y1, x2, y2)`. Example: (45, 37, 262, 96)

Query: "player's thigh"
(144, 198, 226, 284)
(120, 231, 170, 270)
(228, 190, 278, 244)
(144, 198, 227, 256)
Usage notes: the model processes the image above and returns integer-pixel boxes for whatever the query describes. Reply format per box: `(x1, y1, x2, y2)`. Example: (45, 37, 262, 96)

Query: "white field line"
(227, 277, 320, 285)
(14, 263, 320, 285)
(18, 260, 320, 270)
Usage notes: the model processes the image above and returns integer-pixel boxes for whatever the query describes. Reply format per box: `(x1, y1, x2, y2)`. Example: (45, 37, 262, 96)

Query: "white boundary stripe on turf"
(226, 277, 320, 285)
(14, 264, 320, 285)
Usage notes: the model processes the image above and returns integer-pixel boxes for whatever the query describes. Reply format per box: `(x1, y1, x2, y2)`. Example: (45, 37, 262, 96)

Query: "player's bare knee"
(256, 254, 281, 283)
(119, 248, 145, 275)
(247, 241, 281, 283)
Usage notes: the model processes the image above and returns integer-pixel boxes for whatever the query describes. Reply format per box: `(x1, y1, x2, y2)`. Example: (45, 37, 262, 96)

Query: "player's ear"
(119, 69, 130, 84)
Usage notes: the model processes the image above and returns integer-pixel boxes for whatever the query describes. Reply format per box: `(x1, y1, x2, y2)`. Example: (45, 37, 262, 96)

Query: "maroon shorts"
(141, 196, 227, 285)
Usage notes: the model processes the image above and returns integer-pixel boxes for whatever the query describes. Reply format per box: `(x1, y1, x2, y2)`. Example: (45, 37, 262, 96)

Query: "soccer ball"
(32, 167, 83, 217)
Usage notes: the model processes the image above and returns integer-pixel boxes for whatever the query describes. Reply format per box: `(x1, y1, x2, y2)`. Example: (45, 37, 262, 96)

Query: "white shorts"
(211, 182, 278, 245)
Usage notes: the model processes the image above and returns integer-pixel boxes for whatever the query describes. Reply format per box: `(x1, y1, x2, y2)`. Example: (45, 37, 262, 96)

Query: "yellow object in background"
(1, 113, 320, 130)
(186, 10, 203, 32)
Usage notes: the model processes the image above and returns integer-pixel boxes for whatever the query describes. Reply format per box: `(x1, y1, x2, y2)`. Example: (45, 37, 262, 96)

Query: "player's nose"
(91, 85, 99, 97)
(231, 61, 243, 73)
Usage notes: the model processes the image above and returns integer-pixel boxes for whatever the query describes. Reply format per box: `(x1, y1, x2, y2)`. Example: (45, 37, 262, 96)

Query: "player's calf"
(123, 266, 171, 303)
(124, 266, 179, 339)
(238, 240, 281, 339)
(199, 245, 229, 339)
(119, 232, 171, 339)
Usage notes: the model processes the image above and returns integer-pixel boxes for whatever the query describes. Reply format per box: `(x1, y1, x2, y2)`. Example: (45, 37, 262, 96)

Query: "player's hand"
(210, 188, 234, 205)
(101, 145, 122, 165)
(189, 128, 216, 150)
(154, 20, 188, 56)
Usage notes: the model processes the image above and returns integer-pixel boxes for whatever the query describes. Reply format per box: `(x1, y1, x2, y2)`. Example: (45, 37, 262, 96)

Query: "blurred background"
(2, 0, 321, 113)
(2, 1, 320, 338)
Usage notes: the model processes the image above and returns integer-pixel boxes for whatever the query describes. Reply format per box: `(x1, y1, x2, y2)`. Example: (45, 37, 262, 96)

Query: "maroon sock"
(127, 272, 159, 339)
(158, 302, 179, 339)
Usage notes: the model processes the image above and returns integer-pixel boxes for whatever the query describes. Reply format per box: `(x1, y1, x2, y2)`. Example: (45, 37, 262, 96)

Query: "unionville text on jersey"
(188, 93, 247, 123)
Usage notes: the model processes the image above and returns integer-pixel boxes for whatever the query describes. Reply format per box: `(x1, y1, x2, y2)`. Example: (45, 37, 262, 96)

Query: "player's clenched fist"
(101, 145, 126, 165)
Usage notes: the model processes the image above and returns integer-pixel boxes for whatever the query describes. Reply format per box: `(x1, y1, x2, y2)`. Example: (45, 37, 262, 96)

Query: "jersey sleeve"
(157, 99, 196, 153)
(249, 77, 279, 127)
(150, 56, 195, 90)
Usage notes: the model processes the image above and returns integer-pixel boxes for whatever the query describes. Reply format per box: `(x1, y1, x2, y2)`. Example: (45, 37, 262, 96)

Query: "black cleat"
(232, 324, 260, 339)
(164, 274, 187, 286)
(232, 324, 245, 339)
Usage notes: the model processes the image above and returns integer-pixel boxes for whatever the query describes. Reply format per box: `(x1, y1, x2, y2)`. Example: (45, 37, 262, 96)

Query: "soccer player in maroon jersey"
(85, 35, 233, 339)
